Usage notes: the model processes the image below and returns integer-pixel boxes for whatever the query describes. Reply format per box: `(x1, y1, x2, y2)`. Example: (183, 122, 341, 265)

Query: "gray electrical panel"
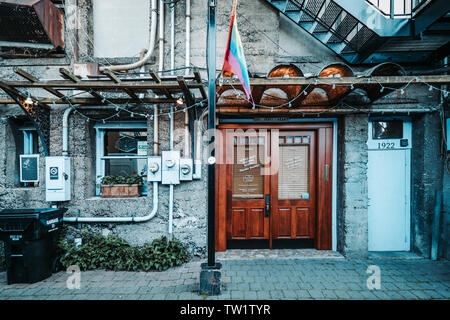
(179, 158, 193, 181)
(147, 156, 162, 182)
(162, 151, 180, 185)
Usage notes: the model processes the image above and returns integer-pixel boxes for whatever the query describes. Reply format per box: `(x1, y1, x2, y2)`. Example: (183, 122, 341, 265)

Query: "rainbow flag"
(222, 0, 254, 107)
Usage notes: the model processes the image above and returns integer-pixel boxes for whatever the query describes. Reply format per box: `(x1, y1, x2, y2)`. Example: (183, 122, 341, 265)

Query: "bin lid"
(0, 208, 67, 233)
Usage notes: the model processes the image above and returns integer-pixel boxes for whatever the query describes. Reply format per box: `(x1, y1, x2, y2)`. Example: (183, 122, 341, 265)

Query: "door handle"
(324, 164, 329, 182)
(265, 194, 270, 218)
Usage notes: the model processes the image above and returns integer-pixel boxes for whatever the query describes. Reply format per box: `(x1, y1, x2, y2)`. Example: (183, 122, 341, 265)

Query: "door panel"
(271, 130, 316, 240)
(227, 130, 270, 240)
(368, 149, 408, 251)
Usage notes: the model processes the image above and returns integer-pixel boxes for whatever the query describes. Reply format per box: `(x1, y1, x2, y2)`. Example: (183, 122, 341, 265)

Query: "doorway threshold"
(216, 249, 344, 261)
(368, 251, 424, 260)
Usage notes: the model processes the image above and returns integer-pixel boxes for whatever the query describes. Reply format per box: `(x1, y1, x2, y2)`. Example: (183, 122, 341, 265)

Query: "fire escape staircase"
(265, 0, 450, 64)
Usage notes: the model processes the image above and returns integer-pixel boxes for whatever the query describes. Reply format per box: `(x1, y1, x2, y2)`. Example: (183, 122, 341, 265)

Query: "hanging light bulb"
(176, 97, 184, 105)
(24, 93, 34, 107)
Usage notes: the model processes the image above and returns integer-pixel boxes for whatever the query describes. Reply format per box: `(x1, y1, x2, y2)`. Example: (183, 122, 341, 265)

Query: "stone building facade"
(0, 0, 448, 259)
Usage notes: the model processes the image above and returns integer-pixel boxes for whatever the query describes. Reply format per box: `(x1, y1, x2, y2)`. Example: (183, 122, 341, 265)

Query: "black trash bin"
(0, 208, 67, 284)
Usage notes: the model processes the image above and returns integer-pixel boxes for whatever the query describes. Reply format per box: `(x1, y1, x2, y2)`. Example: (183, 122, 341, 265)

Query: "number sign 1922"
(377, 142, 395, 149)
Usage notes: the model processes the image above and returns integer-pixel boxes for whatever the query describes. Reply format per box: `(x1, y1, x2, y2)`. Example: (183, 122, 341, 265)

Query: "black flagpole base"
(199, 262, 222, 296)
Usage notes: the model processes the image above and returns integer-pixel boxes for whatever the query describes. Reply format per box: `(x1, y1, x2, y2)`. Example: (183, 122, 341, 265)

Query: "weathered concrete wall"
(411, 112, 445, 258)
(337, 114, 369, 259)
(0, 0, 448, 259)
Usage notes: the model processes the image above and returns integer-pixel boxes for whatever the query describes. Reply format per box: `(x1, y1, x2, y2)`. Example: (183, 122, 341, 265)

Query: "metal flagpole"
(206, 0, 217, 268)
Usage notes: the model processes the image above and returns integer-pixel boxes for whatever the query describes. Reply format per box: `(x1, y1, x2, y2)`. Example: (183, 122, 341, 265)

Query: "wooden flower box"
(101, 184, 142, 198)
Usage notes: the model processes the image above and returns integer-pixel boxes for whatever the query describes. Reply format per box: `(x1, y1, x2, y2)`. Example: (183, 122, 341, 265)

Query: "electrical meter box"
(45, 156, 71, 202)
(162, 151, 180, 185)
(147, 156, 162, 182)
(180, 158, 193, 181)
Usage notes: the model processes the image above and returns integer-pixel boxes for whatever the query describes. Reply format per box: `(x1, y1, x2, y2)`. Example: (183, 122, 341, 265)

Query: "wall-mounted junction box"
(180, 158, 193, 181)
(147, 156, 162, 182)
(46, 156, 71, 202)
(20, 154, 39, 183)
(162, 151, 180, 185)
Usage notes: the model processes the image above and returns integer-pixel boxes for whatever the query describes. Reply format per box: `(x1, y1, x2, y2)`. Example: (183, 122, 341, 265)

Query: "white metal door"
(367, 118, 411, 251)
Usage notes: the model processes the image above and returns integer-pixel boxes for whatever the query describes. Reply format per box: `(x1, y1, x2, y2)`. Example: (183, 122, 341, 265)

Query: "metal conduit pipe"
(168, 105, 174, 240)
(184, 110, 190, 158)
(62, 107, 74, 156)
(185, 0, 191, 76)
(170, 3, 175, 75)
(62, 182, 159, 223)
(99, 0, 158, 72)
(62, 105, 118, 156)
(159, 0, 165, 72)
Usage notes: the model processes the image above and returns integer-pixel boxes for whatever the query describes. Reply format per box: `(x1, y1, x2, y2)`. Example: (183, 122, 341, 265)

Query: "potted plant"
(100, 172, 143, 198)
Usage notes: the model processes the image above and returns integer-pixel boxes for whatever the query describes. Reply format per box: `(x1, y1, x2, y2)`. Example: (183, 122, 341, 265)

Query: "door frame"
(215, 120, 337, 251)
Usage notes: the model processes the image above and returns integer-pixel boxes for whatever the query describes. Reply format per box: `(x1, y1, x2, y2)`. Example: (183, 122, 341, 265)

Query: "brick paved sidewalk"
(0, 256, 449, 300)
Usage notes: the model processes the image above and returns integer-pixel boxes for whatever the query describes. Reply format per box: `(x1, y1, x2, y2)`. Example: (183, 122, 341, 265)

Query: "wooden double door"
(215, 123, 333, 251)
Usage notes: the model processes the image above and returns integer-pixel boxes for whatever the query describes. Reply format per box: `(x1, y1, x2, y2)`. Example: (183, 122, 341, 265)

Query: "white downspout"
(159, 0, 165, 73)
(99, 0, 158, 72)
(170, 3, 175, 75)
(185, 0, 190, 76)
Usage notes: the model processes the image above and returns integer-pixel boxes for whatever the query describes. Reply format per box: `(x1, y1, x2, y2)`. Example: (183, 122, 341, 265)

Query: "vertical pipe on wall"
(62, 107, 74, 156)
(185, 0, 191, 76)
(184, 110, 191, 158)
(184, 0, 191, 159)
(159, 0, 165, 73)
(170, 2, 175, 75)
(168, 105, 174, 240)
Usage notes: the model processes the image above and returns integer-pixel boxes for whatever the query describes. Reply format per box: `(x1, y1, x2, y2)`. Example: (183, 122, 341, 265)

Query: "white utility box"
(162, 151, 180, 185)
(45, 156, 71, 202)
(147, 156, 162, 182)
(179, 158, 193, 181)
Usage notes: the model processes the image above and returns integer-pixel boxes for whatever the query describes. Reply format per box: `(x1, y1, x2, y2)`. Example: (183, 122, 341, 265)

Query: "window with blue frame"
(95, 122, 148, 196)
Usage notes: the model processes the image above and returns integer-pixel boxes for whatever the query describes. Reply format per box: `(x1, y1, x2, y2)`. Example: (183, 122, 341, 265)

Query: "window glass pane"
(278, 145, 309, 200)
(302, 136, 310, 144)
(294, 136, 302, 144)
(372, 120, 403, 139)
(104, 130, 147, 155)
(232, 140, 265, 199)
(286, 136, 294, 144)
(104, 158, 147, 177)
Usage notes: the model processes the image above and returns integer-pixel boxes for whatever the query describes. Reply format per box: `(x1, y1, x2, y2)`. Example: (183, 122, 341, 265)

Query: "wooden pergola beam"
(59, 68, 105, 101)
(14, 67, 65, 98)
(216, 107, 437, 114)
(149, 70, 174, 99)
(2, 80, 205, 91)
(101, 69, 140, 100)
(217, 75, 450, 86)
(177, 76, 195, 106)
(194, 68, 207, 99)
(0, 97, 183, 105)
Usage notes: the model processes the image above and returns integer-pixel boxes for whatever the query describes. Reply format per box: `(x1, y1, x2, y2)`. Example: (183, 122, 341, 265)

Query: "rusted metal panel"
(216, 62, 411, 109)
(0, 0, 64, 49)
(356, 62, 406, 101)
(316, 63, 354, 105)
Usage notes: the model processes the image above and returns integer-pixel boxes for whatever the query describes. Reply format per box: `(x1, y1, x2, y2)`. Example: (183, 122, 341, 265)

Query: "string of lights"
(223, 75, 449, 113)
